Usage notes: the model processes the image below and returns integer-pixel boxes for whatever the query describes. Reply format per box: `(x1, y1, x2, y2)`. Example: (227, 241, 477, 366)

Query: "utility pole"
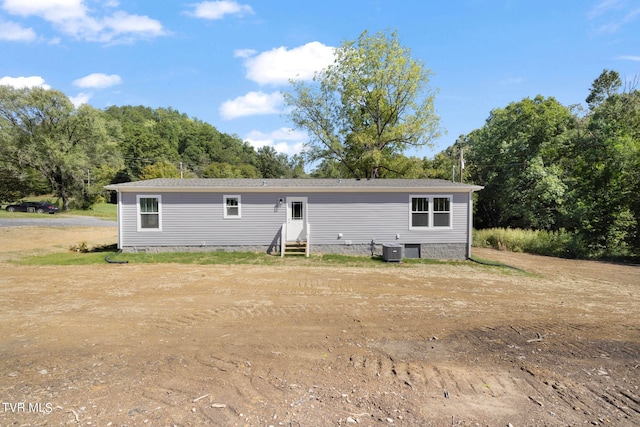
(459, 149, 464, 183)
(180, 162, 183, 179)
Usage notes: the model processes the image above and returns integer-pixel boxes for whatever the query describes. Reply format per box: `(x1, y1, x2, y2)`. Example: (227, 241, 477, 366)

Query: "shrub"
(473, 228, 587, 258)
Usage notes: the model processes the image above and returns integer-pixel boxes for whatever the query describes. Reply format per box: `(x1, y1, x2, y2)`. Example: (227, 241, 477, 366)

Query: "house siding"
(119, 191, 471, 258)
(120, 192, 284, 249)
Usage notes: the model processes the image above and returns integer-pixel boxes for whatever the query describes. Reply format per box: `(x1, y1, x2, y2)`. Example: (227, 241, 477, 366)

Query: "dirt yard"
(0, 226, 638, 426)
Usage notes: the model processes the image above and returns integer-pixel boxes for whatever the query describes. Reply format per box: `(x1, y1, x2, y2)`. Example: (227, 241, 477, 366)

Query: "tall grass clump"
(473, 228, 586, 258)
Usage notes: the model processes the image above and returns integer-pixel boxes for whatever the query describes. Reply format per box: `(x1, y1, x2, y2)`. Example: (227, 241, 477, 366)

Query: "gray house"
(104, 178, 483, 259)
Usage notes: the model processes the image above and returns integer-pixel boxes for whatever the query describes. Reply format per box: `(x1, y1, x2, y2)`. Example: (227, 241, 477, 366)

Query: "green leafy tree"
(466, 95, 575, 229)
(104, 106, 179, 179)
(201, 162, 259, 178)
(585, 69, 621, 110)
(105, 106, 259, 179)
(0, 86, 123, 210)
(423, 135, 469, 181)
(139, 161, 182, 180)
(256, 146, 293, 178)
(284, 29, 440, 178)
(568, 72, 640, 255)
(288, 154, 307, 178)
(309, 159, 346, 178)
(0, 166, 46, 201)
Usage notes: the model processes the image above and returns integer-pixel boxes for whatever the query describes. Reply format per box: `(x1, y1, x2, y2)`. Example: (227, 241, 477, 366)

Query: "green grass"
(64, 203, 117, 220)
(17, 252, 117, 265)
(14, 248, 470, 268)
(0, 209, 47, 218)
(1, 198, 117, 221)
(473, 227, 583, 258)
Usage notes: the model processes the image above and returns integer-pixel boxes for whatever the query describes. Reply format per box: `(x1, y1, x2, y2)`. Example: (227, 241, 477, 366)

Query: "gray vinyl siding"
(120, 192, 284, 247)
(119, 191, 469, 248)
(307, 192, 468, 245)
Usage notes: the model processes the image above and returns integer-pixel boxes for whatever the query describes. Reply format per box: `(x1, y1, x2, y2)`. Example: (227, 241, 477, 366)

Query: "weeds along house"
(104, 178, 483, 259)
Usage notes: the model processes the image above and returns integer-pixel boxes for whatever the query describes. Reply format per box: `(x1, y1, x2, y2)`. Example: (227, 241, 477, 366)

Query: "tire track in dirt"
(453, 322, 640, 426)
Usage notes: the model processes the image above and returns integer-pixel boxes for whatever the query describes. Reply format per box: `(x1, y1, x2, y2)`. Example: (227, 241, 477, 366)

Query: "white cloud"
(187, 1, 254, 20)
(0, 19, 36, 41)
(102, 11, 164, 36)
(0, 0, 166, 43)
(2, 0, 87, 21)
(616, 55, 640, 61)
(219, 91, 283, 120)
(588, 0, 640, 33)
(73, 73, 122, 88)
(0, 75, 51, 89)
(588, 0, 623, 20)
(69, 92, 92, 107)
(245, 128, 306, 156)
(241, 41, 335, 85)
(234, 48, 256, 58)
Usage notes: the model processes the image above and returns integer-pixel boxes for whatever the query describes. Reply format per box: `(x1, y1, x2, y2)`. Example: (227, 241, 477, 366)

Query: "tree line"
(1, 29, 637, 259)
(0, 90, 305, 210)
(435, 70, 639, 258)
(282, 30, 639, 258)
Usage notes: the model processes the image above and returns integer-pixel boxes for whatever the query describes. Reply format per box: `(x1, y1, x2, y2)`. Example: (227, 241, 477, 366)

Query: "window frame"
(433, 196, 452, 228)
(137, 194, 162, 232)
(223, 195, 242, 219)
(408, 195, 453, 230)
(409, 195, 430, 229)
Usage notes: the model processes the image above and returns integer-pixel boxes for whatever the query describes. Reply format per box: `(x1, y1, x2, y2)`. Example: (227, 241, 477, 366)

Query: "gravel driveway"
(0, 215, 116, 227)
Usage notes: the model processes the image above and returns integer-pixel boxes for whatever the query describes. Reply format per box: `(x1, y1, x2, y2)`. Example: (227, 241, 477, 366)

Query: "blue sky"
(1, 0, 639, 159)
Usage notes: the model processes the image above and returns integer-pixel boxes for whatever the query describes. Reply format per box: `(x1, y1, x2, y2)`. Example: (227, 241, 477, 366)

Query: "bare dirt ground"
(0, 226, 638, 426)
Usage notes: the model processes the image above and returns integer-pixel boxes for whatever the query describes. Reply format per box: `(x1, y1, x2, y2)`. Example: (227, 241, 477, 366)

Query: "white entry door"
(286, 197, 307, 241)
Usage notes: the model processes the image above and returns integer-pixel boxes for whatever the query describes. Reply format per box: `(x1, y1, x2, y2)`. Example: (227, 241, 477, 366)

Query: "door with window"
(286, 197, 307, 241)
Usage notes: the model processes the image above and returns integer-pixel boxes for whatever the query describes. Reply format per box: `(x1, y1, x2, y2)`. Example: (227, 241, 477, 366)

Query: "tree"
(0, 166, 47, 201)
(105, 105, 259, 179)
(139, 161, 182, 180)
(256, 146, 293, 178)
(466, 96, 575, 229)
(569, 80, 640, 255)
(201, 162, 259, 178)
(0, 86, 123, 210)
(284, 30, 440, 178)
(424, 135, 469, 181)
(586, 69, 621, 110)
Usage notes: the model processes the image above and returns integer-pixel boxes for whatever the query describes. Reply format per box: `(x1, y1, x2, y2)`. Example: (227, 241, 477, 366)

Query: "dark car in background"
(5, 201, 60, 214)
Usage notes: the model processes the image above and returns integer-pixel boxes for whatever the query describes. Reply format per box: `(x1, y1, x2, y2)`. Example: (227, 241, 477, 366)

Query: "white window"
(223, 195, 241, 219)
(433, 197, 451, 227)
(409, 195, 452, 229)
(411, 196, 429, 227)
(137, 195, 161, 231)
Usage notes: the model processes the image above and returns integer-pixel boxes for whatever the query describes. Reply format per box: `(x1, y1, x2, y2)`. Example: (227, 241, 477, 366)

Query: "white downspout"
(467, 191, 473, 259)
(117, 191, 123, 250)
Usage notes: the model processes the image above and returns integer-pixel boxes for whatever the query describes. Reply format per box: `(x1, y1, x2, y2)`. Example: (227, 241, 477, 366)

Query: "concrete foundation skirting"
(418, 243, 468, 260)
(314, 243, 468, 260)
(122, 242, 468, 260)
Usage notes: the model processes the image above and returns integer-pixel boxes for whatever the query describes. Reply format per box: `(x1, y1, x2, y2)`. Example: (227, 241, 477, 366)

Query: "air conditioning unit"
(382, 243, 402, 262)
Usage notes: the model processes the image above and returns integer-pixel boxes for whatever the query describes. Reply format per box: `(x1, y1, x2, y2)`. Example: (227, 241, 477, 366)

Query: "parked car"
(5, 201, 60, 214)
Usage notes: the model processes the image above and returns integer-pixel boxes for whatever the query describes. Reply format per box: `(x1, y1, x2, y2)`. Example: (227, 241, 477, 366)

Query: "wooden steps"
(283, 241, 307, 256)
